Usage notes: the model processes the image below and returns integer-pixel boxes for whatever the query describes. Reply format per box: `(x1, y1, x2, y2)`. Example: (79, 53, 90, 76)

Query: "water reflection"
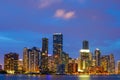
(78, 75, 90, 80)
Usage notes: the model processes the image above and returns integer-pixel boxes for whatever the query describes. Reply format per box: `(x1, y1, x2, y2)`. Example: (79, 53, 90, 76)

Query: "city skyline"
(0, 0, 120, 66)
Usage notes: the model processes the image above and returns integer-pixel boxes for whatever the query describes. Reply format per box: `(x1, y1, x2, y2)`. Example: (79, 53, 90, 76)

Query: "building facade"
(53, 33, 63, 72)
(109, 54, 115, 73)
(4, 52, 19, 74)
(23, 47, 40, 73)
(101, 55, 110, 73)
(117, 61, 120, 74)
(94, 48, 101, 66)
(40, 38, 49, 73)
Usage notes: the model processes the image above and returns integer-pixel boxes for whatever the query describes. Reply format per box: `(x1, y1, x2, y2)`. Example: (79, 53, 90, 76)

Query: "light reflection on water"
(0, 74, 120, 80)
(78, 75, 90, 80)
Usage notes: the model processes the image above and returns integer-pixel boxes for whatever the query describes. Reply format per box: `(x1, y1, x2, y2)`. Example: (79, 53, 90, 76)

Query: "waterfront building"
(117, 61, 120, 74)
(68, 59, 78, 74)
(0, 64, 2, 70)
(101, 55, 110, 73)
(18, 59, 23, 73)
(48, 55, 55, 73)
(53, 33, 63, 72)
(4, 52, 19, 74)
(40, 38, 49, 74)
(80, 40, 92, 72)
(94, 48, 101, 66)
(109, 54, 115, 74)
(23, 47, 40, 73)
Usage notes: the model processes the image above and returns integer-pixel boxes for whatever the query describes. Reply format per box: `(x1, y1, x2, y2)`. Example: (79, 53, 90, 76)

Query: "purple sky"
(0, 0, 120, 66)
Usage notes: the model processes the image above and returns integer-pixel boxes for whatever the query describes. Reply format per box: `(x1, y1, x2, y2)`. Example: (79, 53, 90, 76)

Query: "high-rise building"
(109, 54, 115, 74)
(101, 55, 110, 72)
(40, 38, 49, 74)
(4, 52, 19, 74)
(53, 33, 63, 72)
(117, 61, 120, 74)
(23, 47, 40, 73)
(83, 40, 89, 49)
(53, 33, 63, 56)
(18, 59, 23, 73)
(48, 55, 55, 73)
(80, 40, 91, 72)
(0, 64, 2, 70)
(42, 38, 48, 53)
(94, 48, 101, 66)
(61, 52, 69, 73)
(68, 59, 78, 74)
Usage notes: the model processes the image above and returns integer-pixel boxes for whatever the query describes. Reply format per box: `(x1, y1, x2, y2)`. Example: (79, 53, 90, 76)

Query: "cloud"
(0, 36, 24, 43)
(54, 9, 75, 19)
(38, 0, 61, 8)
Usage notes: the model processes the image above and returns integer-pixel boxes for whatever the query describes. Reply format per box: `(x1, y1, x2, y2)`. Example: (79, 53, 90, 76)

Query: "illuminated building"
(117, 61, 120, 74)
(4, 52, 19, 74)
(23, 47, 40, 73)
(48, 55, 55, 72)
(68, 59, 78, 74)
(109, 54, 115, 73)
(80, 40, 92, 72)
(40, 38, 49, 74)
(0, 64, 2, 70)
(83, 40, 89, 49)
(18, 59, 23, 73)
(94, 48, 101, 66)
(53, 33, 63, 72)
(61, 52, 69, 73)
(92, 56, 96, 67)
(101, 55, 110, 73)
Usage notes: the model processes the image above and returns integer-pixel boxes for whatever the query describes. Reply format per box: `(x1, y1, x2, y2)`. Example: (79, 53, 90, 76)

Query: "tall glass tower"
(53, 33, 63, 72)
(53, 33, 63, 57)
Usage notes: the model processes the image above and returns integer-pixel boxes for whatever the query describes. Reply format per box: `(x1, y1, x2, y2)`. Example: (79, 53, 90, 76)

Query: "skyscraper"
(101, 55, 110, 72)
(83, 40, 89, 49)
(80, 40, 91, 72)
(53, 33, 63, 72)
(40, 38, 49, 74)
(117, 61, 120, 74)
(0, 64, 2, 70)
(23, 47, 40, 73)
(4, 52, 19, 74)
(109, 54, 115, 73)
(94, 48, 101, 66)
(18, 59, 23, 73)
(42, 38, 48, 53)
(53, 33, 63, 56)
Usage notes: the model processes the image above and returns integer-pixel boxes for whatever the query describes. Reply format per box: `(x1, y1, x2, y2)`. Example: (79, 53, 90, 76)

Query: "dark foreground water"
(0, 74, 120, 80)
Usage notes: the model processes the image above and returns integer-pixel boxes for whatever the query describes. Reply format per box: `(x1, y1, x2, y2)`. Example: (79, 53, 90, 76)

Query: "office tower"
(61, 52, 69, 73)
(53, 33, 63, 72)
(117, 61, 120, 74)
(0, 64, 2, 70)
(80, 40, 91, 72)
(40, 38, 49, 74)
(18, 59, 23, 73)
(23, 48, 29, 73)
(4, 52, 19, 74)
(92, 56, 96, 67)
(94, 48, 101, 66)
(53, 33, 63, 56)
(42, 38, 48, 53)
(68, 59, 78, 74)
(83, 40, 89, 49)
(23, 47, 40, 73)
(101, 55, 110, 72)
(48, 55, 55, 72)
(109, 54, 115, 74)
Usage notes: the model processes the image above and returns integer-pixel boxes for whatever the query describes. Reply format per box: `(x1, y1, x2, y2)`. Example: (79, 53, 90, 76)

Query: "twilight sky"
(0, 0, 120, 65)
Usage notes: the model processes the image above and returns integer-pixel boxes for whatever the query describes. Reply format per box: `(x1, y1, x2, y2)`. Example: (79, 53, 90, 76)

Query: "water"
(0, 74, 120, 80)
